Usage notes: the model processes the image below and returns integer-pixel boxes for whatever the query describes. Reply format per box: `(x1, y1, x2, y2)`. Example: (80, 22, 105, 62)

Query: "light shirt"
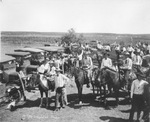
(105, 45, 111, 51)
(123, 58, 132, 70)
(44, 63, 50, 73)
(77, 50, 83, 61)
(127, 46, 134, 52)
(147, 45, 150, 52)
(38, 64, 45, 73)
(131, 52, 135, 59)
(132, 55, 142, 66)
(131, 79, 148, 98)
(140, 51, 144, 57)
(85, 44, 89, 49)
(122, 47, 126, 52)
(97, 44, 103, 50)
(54, 73, 69, 89)
(111, 65, 119, 72)
(101, 58, 112, 69)
(50, 66, 56, 75)
(115, 46, 120, 51)
(55, 59, 61, 68)
(82, 56, 93, 68)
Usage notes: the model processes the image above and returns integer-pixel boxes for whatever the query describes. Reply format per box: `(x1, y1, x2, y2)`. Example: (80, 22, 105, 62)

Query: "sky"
(1, 0, 150, 34)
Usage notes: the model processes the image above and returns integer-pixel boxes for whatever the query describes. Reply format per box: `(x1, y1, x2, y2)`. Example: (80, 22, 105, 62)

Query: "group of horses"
(35, 47, 150, 110)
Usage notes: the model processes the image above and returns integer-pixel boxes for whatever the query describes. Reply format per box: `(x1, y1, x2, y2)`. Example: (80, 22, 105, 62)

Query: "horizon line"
(1, 31, 150, 35)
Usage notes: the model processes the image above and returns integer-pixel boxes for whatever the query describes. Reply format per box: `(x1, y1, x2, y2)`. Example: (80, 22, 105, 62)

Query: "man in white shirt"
(129, 72, 148, 122)
(49, 61, 56, 76)
(85, 43, 89, 51)
(77, 49, 84, 67)
(127, 45, 134, 56)
(147, 44, 150, 54)
(97, 41, 103, 50)
(132, 51, 142, 70)
(38, 60, 50, 74)
(100, 52, 112, 70)
(120, 52, 133, 91)
(105, 45, 111, 52)
(54, 68, 70, 111)
(122, 46, 126, 52)
(54, 56, 61, 69)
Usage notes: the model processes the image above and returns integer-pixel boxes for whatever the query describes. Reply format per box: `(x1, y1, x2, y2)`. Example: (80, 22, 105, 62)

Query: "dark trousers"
(129, 94, 145, 121)
(55, 87, 64, 108)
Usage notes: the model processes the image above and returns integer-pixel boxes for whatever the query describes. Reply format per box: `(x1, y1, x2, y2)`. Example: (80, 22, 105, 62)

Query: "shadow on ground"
(100, 116, 128, 122)
(12, 89, 130, 111)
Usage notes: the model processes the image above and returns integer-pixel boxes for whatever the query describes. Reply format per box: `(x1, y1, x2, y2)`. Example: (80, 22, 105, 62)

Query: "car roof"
(5, 52, 31, 57)
(14, 47, 44, 53)
(38, 46, 64, 52)
(0, 56, 16, 63)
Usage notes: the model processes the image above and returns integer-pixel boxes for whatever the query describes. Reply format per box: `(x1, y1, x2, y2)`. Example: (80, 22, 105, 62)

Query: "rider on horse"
(82, 51, 93, 88)
(120, 52, 133, 91)
(100, 52, 112, 70)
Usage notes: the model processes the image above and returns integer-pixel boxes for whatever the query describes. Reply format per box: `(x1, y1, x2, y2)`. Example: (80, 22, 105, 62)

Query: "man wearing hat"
(38, 60, 50, 74)
(82, 52, 93, 88)
(120, 52, 133, 91)
(100, 52, 112, 70)
(132, 49, 142, 70)
(129, 71, 148, 122)
(49, 60, 56, 75)
(54, 68, 70, 111)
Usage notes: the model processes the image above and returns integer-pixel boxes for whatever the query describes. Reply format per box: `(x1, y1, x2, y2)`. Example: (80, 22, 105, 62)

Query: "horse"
(91, 67, 108, 97)
(36, 73, 55, 108)
(70, 66, 90, 104)
(100, 68, 124, 105)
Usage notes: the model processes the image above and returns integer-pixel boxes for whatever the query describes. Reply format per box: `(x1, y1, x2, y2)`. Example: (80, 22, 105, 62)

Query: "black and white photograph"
(0, 0, 150, 122)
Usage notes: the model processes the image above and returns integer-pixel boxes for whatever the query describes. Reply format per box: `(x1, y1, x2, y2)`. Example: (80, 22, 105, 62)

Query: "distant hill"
(1, 31, 150, 45)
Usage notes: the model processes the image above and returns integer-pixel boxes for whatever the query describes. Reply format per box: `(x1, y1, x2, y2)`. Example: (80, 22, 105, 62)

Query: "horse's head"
(92, 68, 99, 81)
(69, 66, 76, 78)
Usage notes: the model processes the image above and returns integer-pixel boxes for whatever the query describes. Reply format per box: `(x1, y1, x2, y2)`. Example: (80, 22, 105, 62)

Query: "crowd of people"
(15, 40, 150, 121)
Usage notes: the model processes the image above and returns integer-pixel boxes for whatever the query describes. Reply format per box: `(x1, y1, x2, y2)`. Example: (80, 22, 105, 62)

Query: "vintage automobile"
(5, 72, 26, 111)
(38, 46, 64, 53)
(5, 52, 31, 67)
(0, 56, 26, 110)
(14, 47, 44, 65)
(0, 56, 16, 83)
(13, 48, 44, 89)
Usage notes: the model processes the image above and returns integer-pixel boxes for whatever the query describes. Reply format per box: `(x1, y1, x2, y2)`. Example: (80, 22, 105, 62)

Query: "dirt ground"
(0, 79, 143, 122)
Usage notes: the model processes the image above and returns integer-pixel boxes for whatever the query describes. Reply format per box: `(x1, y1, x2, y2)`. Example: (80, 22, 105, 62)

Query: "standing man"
(129, 72, 148, 122)
(132, 50, 142, 70)
(82, 52, 93, 88)
(54, 68, 70, 111)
